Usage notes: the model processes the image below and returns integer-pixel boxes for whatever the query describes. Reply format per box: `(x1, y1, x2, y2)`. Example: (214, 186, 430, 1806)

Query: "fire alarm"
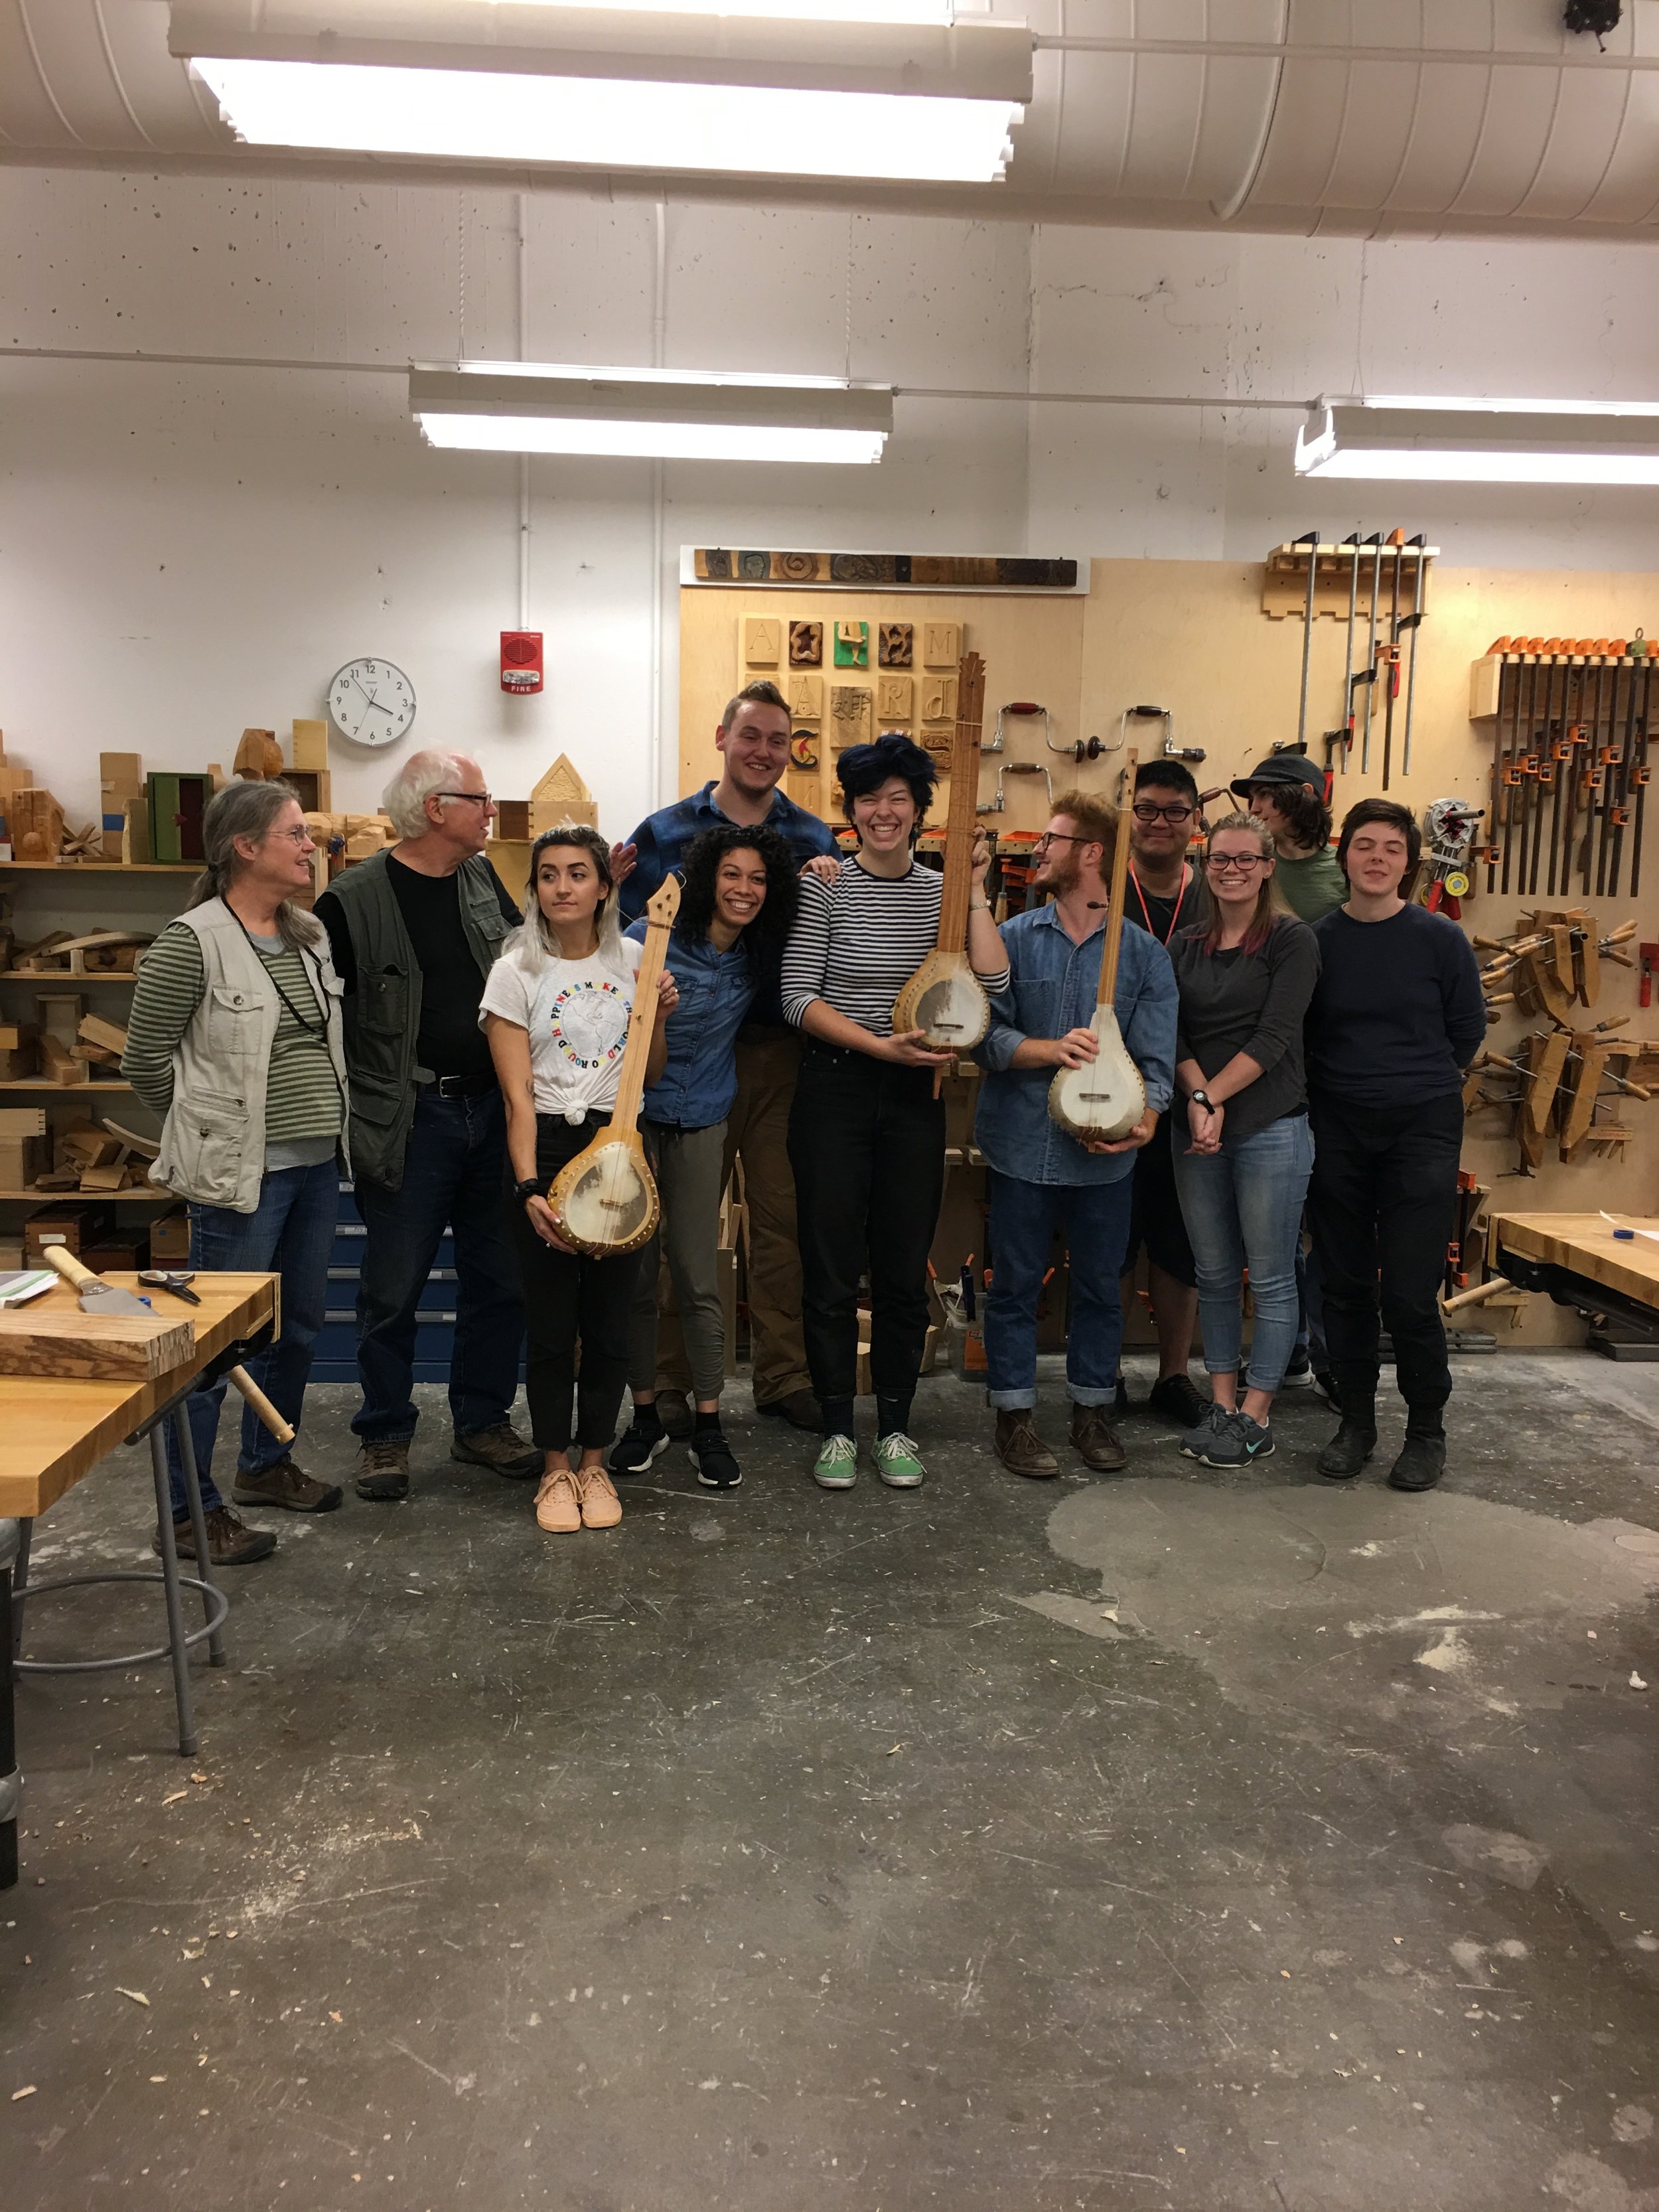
(501, 630, 543, 695)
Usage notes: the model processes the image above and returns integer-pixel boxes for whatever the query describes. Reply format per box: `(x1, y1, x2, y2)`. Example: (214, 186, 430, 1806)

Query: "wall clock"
(327, 657, 417, 748)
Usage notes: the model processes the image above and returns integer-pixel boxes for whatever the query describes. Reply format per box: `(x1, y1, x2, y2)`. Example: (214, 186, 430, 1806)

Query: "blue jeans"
(163, 1155, 338, 1517)
(352, 1088, 525, 1443)
(983, 1169, 1135, 1411)
(1173, 1113, 1314, 1396)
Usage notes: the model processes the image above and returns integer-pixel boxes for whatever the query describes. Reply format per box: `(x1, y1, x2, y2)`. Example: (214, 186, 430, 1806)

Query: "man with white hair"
(315, 749, 540, 1499)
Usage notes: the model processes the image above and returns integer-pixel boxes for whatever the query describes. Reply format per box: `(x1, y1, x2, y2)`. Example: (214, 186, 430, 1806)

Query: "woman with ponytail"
(123, 781, 350, 1565)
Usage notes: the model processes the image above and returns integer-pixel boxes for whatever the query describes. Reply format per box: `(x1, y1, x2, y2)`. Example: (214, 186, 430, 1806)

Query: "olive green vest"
(326, 849, 511, 1189)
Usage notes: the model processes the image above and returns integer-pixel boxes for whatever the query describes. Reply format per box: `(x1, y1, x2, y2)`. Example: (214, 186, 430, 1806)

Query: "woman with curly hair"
(780, 734, 1009, 1493)
(610, 822, 800, 1491)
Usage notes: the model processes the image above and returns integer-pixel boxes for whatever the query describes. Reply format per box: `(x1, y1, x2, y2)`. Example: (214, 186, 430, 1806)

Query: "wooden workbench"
(1, 1271, 279, 1890)
(1488, 1213, 1659, 1317)
(0, 1273, 279, 1520)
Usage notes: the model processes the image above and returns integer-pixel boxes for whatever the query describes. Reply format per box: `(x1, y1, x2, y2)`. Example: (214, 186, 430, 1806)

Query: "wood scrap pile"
(9, 928, 153, 976)
(19, 1114, 161, 1195)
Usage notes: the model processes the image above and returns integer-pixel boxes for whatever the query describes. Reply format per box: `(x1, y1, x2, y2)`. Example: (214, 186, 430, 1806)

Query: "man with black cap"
(1230, 755, 1346, 922)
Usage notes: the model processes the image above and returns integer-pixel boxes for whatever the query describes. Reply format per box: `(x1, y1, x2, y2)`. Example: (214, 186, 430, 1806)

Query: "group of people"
(121, 683, 1483, 1562)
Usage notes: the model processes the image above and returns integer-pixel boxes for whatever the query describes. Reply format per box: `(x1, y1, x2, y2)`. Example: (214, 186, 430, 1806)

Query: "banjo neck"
(934, 650, 987, 955)
(1092, 747, 1139, 1019)
(606, 872, 681, 1139)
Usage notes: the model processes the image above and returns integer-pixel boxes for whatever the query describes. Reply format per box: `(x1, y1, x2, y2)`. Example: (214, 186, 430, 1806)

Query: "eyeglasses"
(1032, 830, 1090, 851)
(268, 826, 315, 848)
(1208, 851, 1268, 874)
(1131, 802, 1194, 824)
(435, 790, 493, 807)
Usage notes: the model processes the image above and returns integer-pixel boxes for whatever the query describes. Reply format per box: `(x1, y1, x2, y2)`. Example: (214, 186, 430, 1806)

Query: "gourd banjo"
(1047, 749, 1147, 1145)
(891, 649, 992, 1052)
(545, 873, 680, 1258)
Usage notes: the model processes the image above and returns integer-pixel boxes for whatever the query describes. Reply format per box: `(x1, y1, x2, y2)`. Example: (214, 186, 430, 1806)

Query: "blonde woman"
(1168, 812, 1319, 1470)
(480, 828, 676, 1535)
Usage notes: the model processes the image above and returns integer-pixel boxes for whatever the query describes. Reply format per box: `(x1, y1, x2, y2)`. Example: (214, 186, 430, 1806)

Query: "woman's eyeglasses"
(1207, 852, 1267, 874)
(268, 826, 315, 848)
(1131, 802, 1194, 825)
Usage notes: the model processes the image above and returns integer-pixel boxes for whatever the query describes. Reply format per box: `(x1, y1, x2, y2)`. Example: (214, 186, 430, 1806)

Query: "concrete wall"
(3, 169, 1657, 838)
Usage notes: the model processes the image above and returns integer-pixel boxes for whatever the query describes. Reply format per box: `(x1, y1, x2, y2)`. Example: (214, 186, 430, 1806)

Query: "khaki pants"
(656, 1028, 811, 1405)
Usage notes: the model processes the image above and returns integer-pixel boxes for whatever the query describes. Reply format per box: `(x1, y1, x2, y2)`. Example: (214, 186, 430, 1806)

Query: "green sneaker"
(872, 1431, 926, 1489)
(812, 1433, 858, 1490)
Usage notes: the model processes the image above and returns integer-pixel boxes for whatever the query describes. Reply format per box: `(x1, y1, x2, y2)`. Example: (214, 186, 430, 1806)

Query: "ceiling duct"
(2, 0, 1658, 241)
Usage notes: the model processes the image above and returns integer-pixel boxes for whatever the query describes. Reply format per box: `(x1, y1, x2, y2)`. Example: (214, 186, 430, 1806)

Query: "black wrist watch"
(1190, 1089, 1214, 1112)
(514, 1177, 545, 1204)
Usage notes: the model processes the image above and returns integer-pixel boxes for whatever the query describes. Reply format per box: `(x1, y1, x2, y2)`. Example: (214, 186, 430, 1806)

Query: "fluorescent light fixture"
(1297, 396, 1659, 485)
(516, 1, 957, 18)
(173, 4, 1029, 183)
(411, 362, 893, 464)
(193, 58, 1017, 178)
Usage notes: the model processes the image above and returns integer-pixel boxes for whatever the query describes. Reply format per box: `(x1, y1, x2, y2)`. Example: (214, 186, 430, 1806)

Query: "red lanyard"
(1129, 863, 1190, 944)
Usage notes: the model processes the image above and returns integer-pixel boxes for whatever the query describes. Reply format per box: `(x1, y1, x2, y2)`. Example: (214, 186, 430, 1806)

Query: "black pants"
(506, 1114, 642, 1451)
(1307, 1092, 1463, 1418)
(788, 1043, 945, 1436)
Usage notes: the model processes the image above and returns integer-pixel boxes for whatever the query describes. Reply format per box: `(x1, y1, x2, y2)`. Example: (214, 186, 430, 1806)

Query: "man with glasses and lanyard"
(316, 750, 541, 1500)
(1115, 759, 1208, 1429)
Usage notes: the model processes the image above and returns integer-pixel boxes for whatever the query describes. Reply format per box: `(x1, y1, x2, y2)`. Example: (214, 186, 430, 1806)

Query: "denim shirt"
(974, 907, 1178, 1187)
(624, 919, 757, 1131)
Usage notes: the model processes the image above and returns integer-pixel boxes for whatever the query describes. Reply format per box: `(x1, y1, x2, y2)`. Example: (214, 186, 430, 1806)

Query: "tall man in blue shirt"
(975, 788, 1179, 1477)
(619, 680, 839, 1431)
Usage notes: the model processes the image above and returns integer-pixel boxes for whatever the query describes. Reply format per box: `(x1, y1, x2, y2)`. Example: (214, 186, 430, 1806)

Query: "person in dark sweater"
(1168, 814, 1320, 1470)
(315, 750, 540, 1501)
(1306, 798, 1486, 1494)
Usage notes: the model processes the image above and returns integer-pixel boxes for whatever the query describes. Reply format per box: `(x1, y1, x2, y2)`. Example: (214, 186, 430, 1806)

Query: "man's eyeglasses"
(1207, 852, 1267, 874)
(1131, 802, 1194, 825)
(1032, 830, 1090, 852)
(435, 790, 493, 807)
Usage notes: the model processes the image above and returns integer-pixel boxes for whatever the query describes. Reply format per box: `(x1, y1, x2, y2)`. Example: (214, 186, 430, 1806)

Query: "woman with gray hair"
(123, 780, 350, 1566)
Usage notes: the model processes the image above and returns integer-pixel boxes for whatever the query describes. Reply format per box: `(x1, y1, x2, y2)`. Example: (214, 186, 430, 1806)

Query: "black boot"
(1317, 1410, 1377, 1481)
(1388, 1414, 1446, 1493)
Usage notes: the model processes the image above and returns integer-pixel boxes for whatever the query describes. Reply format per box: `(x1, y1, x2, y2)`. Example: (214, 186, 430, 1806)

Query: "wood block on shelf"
(149, 1207, 190, 1262)
(494, 800, 532, 842)
(0, 1044, 38, 1080)
(291, 717, 329, 772)
(25, 1201, 114, 1258)
(79, 1012, 129, 1057)
(36, 994, 84, 1043)
(41, 1035, 88, 1086)
(0, 1134, 48, 1187)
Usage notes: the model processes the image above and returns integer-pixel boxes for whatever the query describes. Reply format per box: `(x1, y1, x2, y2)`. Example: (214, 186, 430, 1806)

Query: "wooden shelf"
(0, 1080, 131, 1092)
(1, 971, 137, 984)
(0, 861, 194, 873)
(0, 1188, 171, 1203)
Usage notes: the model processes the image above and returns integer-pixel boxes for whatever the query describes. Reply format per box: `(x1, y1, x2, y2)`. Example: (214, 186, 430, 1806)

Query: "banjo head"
(892, 957, 991, 1051)
(1047, 1047, 1146, 1144)
(549, 1139, 660, 1257)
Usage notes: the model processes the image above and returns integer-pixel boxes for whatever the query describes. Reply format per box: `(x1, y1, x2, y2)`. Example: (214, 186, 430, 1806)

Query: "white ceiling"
(3, 0, 1657, 240)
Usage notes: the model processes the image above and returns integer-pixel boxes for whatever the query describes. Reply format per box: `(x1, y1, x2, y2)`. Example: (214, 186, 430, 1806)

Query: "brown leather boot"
(994, 1410, 1058, 1479)
(1070, 1403, 1127, 1472)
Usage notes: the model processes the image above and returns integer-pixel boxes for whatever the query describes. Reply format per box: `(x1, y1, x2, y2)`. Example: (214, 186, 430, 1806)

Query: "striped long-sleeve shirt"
(779, 857, 1009, 1037)
(124, 920, 344, 1164)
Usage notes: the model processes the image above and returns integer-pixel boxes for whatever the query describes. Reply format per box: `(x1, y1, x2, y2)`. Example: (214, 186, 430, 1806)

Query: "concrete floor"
(5, 1353, 1659, 2212)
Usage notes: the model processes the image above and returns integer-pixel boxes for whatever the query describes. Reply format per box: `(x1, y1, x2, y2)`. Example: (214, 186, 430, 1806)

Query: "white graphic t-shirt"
(479, 937, 644, 1123)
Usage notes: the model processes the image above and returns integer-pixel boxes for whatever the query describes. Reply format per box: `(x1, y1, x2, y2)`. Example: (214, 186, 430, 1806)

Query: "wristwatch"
(1189, 1089, 1214, 1112)
(514, 1177, 546, 1204)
